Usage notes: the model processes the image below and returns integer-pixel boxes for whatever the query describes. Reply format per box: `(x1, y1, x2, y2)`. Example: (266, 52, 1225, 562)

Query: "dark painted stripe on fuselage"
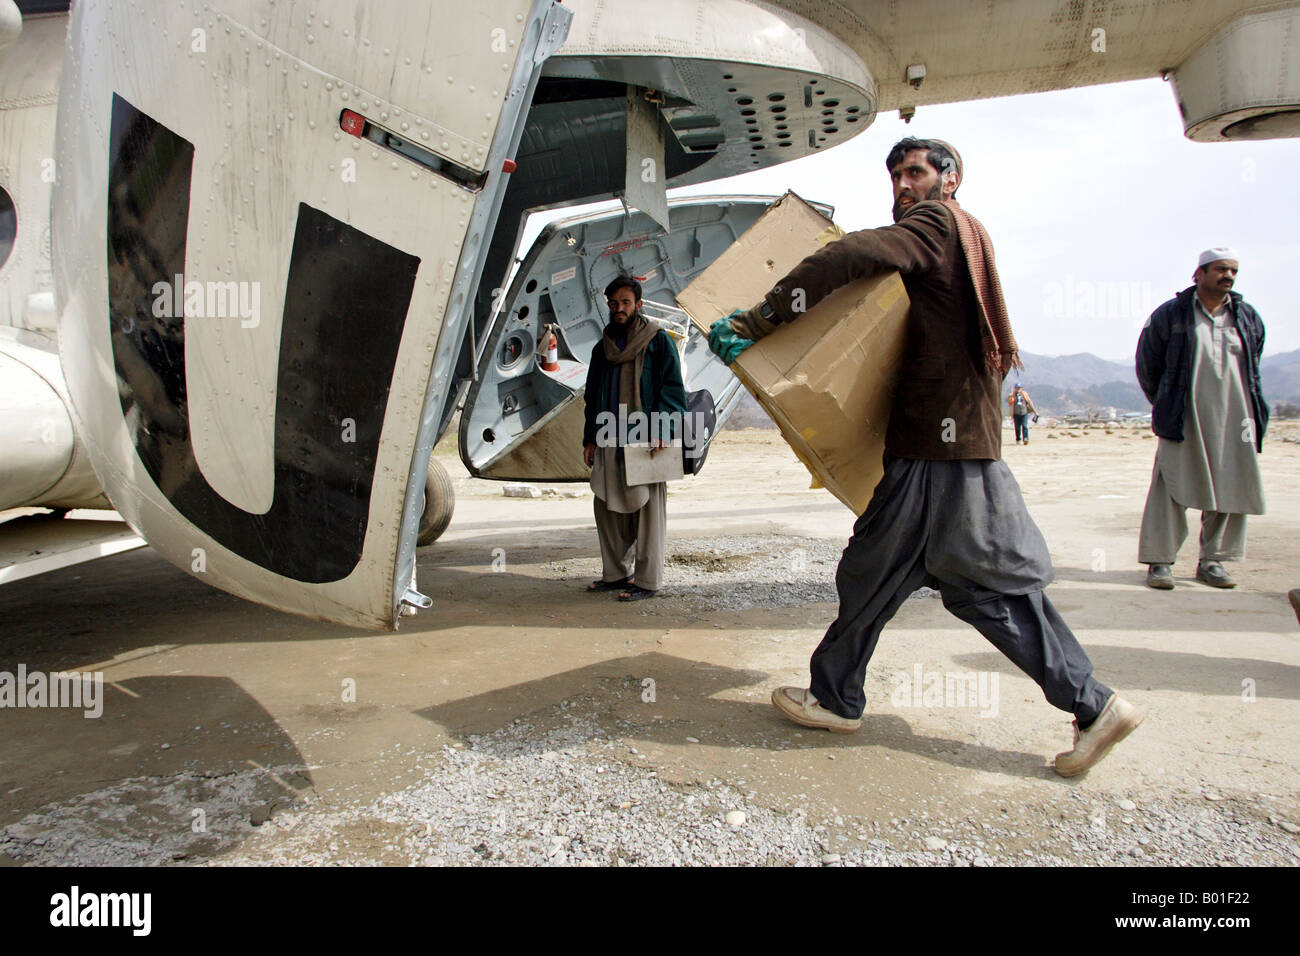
(106, 93, 420, 583)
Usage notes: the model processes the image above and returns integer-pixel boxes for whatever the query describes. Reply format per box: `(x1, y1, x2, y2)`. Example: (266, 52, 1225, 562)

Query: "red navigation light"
(340, 110, 366, 137)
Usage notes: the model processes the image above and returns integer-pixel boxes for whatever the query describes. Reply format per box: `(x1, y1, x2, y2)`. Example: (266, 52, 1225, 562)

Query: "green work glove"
(708, 311, 755, 365)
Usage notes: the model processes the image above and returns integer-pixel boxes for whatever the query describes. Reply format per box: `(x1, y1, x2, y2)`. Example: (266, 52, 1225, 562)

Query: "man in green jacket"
(583, 276, 686, 601)
(710, 137, 1141, 777)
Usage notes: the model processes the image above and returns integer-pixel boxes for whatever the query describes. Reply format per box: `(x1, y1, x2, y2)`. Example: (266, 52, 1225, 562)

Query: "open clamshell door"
(461, 196, 812, 480)
(53, 0, 571, 629)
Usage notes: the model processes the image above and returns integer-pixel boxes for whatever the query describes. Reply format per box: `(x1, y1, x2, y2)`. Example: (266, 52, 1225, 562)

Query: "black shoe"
(587, 576, 632, 592)
(1145, 564, 1174, 590)
(1196, 561, 1236, 589)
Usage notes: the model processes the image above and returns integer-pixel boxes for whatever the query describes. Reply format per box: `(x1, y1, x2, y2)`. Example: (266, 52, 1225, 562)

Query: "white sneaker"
(1054, 694, 1143, 777)
(771, 687, 861, 734)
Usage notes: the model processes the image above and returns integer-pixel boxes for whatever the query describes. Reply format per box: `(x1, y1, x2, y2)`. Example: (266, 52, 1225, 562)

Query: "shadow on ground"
(0, 675, 313, 864)
(951, 646, 1300, 700)
(415, 652, 1049, 780)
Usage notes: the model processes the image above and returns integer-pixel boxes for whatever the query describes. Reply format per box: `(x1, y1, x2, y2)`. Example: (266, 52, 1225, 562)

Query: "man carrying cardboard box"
(709, 137, 1141, 777)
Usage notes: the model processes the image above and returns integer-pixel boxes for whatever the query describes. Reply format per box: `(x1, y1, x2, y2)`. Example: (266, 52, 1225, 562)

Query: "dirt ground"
(1, 421, 1298, 866)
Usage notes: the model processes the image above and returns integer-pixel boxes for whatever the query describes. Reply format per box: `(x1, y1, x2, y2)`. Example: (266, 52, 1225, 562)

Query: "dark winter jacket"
(582, 327, 687, 447)
(1135, 286, 1268, 453)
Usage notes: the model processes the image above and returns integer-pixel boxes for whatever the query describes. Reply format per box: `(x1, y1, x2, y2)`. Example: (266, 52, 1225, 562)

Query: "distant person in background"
(1007, 383, 1038, 444)
(1136, 248, 1268, 590)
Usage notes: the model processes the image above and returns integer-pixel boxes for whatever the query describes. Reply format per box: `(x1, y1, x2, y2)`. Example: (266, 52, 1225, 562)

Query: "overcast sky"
(531, 76, 1299, 363)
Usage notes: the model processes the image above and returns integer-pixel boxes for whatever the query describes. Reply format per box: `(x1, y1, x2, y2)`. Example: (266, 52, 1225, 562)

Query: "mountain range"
(1012, 348, 1300, 416)
(725, 347, 1300, 427)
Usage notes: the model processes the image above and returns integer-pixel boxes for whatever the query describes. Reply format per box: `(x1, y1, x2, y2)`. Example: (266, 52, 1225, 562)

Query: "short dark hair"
(885, 137, 960, 194)
(604, 275, 642, 301)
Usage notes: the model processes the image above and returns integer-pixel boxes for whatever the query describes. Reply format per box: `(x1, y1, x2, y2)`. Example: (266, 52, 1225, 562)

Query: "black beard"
(892, 182, 945, 222)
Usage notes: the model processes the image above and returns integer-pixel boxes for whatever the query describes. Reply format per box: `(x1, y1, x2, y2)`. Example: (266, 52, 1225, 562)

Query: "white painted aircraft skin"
(766, 0, 1299, 125)
(0, 0, 22, 60)
(0, 12, 109, 514)
(1, 0, 1294, 628)
(53, 0, 570, 629)
(1, 12, 62, 333)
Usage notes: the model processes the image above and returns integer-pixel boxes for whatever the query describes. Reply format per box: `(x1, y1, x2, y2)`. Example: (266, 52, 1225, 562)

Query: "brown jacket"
(1008, 388, 1037, 416)
(761, 200, 1004, 460)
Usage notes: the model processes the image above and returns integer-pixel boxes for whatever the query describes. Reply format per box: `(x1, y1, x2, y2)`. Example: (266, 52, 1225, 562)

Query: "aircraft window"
(0, 186, 15, 272)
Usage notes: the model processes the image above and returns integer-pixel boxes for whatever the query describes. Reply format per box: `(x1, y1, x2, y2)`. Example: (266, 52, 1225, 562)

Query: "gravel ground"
(4, 684, 1295, 867)
(0, 766, 309, 866)
(544, 532, 943, 611)
(4, 527, 1294, 867)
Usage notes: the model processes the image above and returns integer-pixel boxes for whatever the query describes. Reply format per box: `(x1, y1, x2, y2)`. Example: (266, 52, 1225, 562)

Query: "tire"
(417, 457, 455, 546)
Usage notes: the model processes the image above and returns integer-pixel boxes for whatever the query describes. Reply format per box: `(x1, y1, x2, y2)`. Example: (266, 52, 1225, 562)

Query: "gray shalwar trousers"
(810, 456, 1112, 724)
(1137, 466, 1249, 565)
(594, 482, 667, 590)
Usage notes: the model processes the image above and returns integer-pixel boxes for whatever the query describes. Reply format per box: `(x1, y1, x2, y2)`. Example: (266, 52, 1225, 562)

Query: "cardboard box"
(677, 192, 910, 515)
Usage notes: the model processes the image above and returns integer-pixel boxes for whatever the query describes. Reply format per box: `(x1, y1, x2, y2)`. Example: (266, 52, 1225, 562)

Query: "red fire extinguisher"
(539, 325, 560, 371)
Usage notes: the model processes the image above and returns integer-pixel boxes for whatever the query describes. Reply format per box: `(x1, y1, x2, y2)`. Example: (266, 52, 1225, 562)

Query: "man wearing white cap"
(1136, 248, 1268, 589)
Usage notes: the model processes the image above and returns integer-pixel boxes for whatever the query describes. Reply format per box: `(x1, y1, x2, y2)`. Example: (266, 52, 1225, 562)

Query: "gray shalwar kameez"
(810, 456, 1113, 723)
(1138, 297, 1265, 564)
(590, 446, 666, 590)
(750, 198, 1112, 726)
